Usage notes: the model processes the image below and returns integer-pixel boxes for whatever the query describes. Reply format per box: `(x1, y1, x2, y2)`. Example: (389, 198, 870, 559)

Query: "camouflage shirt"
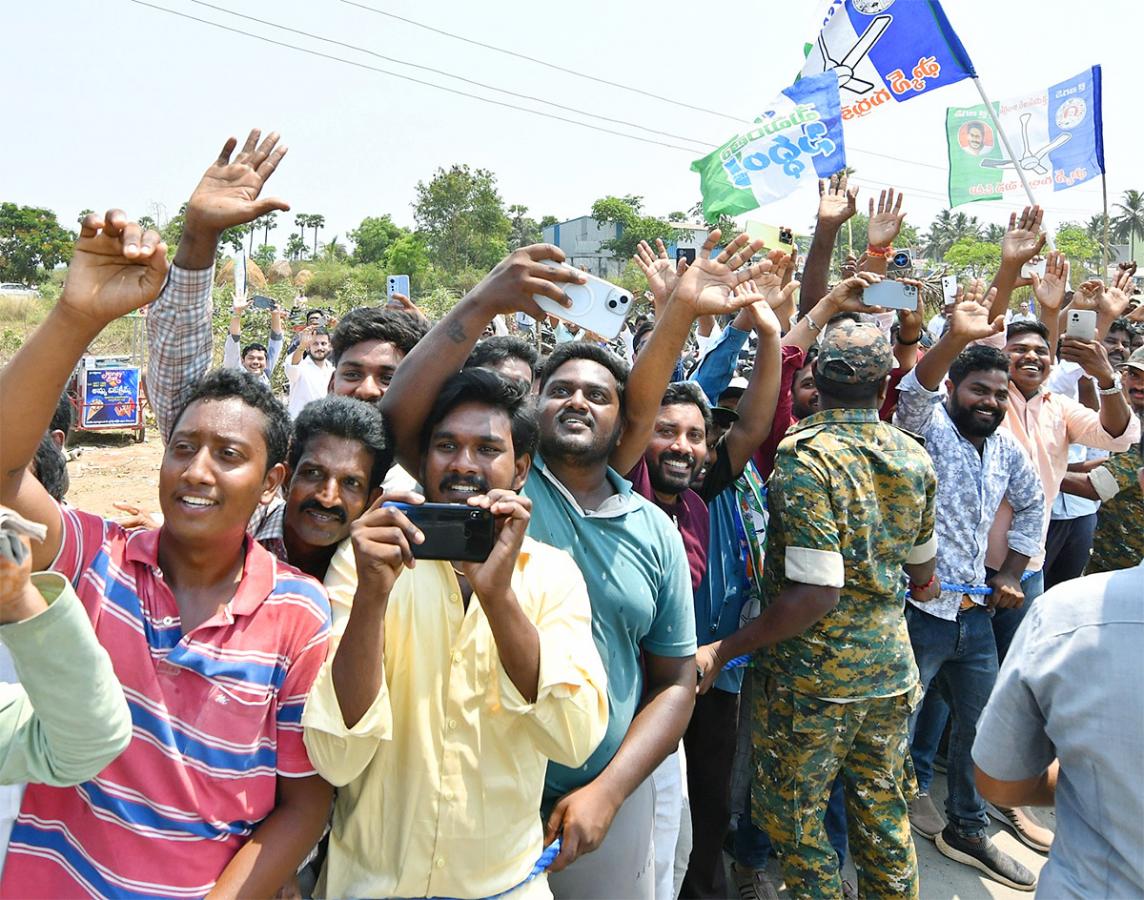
(762, 407, 937, 700)
(1088, 451, 1143, 574)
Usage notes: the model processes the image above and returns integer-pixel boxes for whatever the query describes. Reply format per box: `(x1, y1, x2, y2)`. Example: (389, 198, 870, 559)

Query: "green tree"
(539, 215, 559, 229)
(508, 204, 541, 250)
(294, 213, 312, 256)
(0, 204, 75, 285)
(1112, 189, 1144, 259)
(285, 232, 307, 261)
(76, 208, 94, 225)
(383, 233, 431, 289)
(137, 215, 157, 232)
(349, 214, 406, 265)
(251, 212, 278, 254)
(309, 214, 326, 258)
(923, 209, 984, 259)
(943, 236, 1000, 278)
(590, 195, 681, 260)
(1055, 223, 1100, 280)
(252, 244, 276, 270)
(321, 235, 348, 262)
(413, 164, 511, 273)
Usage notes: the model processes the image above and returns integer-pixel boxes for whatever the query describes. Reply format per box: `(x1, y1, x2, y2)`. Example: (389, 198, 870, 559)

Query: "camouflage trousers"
(752, 681, 920, 899)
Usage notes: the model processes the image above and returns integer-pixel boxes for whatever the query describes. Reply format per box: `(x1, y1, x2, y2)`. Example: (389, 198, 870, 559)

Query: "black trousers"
(679, 686, 740, 898)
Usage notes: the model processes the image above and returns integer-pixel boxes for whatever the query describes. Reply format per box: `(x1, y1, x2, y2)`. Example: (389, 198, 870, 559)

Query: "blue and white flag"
(947, 66, 1105, 206)
(691, 72, 846, 219)
(799, 0, 975, 122)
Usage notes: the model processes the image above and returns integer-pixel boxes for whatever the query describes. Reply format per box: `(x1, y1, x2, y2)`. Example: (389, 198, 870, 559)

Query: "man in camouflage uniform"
(713, 314, 938, 898)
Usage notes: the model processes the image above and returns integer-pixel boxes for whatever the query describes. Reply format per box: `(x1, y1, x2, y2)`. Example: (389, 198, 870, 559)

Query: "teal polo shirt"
(524, 455, 696, 805)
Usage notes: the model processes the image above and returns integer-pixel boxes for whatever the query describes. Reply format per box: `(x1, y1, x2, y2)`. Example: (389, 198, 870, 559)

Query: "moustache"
(440, 475, 489, 494)
(558, 411, 593, 428)
(299, 499, 347, 524)
(658, 452, 696, 470)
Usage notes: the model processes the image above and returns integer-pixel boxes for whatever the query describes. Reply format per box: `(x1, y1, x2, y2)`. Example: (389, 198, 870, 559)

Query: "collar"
(787, 407, 881, 434)
(126, 529, 276, 618)
(532, 453, 636, 518)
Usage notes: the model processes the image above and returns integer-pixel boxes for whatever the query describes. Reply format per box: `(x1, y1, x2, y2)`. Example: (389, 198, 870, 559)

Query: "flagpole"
(1101, 172, 1110, 277)
(971, 77, 1056, 251)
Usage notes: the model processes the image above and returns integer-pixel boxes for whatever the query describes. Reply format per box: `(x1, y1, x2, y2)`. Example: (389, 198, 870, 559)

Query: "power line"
(339, 0, 748, 125)
(128, 1, 706, 154)
(189, 0, 711, 151)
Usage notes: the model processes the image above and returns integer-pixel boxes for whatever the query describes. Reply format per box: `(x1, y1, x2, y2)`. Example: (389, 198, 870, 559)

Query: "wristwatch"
(1097, 372, 1123, 396)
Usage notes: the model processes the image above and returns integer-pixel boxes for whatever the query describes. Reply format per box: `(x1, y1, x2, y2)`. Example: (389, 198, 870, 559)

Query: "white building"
(541, 216, 710, 279)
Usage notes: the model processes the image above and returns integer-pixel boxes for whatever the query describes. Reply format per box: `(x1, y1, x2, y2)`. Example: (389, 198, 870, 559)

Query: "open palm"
(1001, 206, 1046, 267)
(672, 231, 766, 316)
(948, 291, 1004, 341)
(1031, 252, 1068, 311)
(185, 129, 289, 233)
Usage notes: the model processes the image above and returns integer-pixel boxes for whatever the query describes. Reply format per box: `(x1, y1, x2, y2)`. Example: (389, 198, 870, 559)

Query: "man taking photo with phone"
(302, 368, 607, 898)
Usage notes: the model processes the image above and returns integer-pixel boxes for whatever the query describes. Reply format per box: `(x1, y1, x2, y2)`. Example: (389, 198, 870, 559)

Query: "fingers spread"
(215, 136, 238, 167)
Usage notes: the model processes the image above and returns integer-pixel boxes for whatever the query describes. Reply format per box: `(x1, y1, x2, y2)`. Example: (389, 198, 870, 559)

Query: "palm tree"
(285, 232, 306, 261)
(309, 215, 326, 257)
(1112, 190, 1144, 259)
(260, 211, 278, 247)
(983, 223, 1006, 244)
(321, 236, 348, 261)
(294, 214, 312, 256)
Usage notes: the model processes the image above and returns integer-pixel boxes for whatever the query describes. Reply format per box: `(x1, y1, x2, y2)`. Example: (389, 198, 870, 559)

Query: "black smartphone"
(383, 502, 495, 562)
(676, 248, 696, 265)
(250, 295, 276, 311)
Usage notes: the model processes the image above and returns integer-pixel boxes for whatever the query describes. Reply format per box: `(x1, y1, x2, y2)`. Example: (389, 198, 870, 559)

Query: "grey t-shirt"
(973, 560, 1144, 899)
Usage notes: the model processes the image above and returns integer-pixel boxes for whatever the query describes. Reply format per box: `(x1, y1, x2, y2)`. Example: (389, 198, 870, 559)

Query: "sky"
(3, 0, 1138, 253)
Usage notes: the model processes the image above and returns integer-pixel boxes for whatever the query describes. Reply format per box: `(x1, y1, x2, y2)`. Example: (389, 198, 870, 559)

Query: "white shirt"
(284, 354, 334, 418)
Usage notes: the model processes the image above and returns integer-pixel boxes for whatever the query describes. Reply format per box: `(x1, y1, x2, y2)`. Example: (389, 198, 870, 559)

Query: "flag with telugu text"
(799, 0, 975, 122)
(691, 72, 846, 220)
(946, 66, 1104, 207)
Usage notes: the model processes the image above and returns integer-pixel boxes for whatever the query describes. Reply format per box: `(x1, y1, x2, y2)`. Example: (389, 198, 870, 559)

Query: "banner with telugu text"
(946, 66, 1104, 207)
(691, 71, 846, 220)
(799, 0, 975, 123)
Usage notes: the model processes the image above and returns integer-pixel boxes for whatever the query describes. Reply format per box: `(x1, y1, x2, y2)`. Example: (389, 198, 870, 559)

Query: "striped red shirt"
(0, 504, 330, 898)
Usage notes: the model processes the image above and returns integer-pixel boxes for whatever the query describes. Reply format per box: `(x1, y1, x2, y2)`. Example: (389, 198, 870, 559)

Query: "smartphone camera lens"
(608, 299, 618, 309)
(469, 511, 481, 520)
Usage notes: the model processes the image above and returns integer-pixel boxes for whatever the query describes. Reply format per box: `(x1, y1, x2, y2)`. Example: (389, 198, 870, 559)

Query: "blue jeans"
(737, 776, 848, 872)
(906, 604, 999, 838)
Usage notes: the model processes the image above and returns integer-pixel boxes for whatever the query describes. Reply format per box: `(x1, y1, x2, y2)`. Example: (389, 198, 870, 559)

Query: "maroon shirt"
(626, 456, 710, 594)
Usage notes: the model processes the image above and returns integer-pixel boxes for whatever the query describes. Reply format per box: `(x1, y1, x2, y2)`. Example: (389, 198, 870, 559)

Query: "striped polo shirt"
(0, 504, 331, 898)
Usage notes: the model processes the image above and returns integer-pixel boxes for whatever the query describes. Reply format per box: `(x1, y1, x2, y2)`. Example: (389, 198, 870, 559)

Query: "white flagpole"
(971, 77, 1055, 250)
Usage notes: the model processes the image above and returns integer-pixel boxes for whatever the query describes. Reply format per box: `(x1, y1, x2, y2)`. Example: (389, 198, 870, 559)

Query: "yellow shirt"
(302, 536, 608, 899)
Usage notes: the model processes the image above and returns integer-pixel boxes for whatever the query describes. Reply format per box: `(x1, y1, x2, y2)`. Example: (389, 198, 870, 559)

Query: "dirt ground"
(66, 427, 166, 518)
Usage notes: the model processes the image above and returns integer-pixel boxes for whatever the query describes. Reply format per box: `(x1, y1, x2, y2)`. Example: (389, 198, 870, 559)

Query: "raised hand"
(669, 230, 767, 318)
(184, 129, 289, 236)
(59, 211, 168, 328)
(733, 281, 783, 337)
(232, 294, 250, 317)
(1001, 205, 1046, 269)
(822, 272, 883, 314)
(466, 244, 585, 318)
(896, 279, 926, 335)
(633, 238, 684, 312)
(867, 187, 905, 248)
(1060, 336, 1116, 382)
(947, 288, 1005, 342)
(458, 490, 530, 603)
(1101, 267, 1134, 322)
(840, 254, 858, 279)
(1070, 279, 1103, 313)
(1030, 251, 1069, 312)
(817, 172, 858, 228)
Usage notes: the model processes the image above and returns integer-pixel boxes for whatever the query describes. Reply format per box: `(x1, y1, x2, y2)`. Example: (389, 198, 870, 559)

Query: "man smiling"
(0, 211, 331, 898)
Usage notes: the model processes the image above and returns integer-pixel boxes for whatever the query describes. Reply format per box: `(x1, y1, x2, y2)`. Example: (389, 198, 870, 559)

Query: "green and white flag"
(947, 66, 1104, 206)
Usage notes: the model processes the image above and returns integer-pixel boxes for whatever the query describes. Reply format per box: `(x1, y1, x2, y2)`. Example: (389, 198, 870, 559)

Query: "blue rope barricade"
(719, 572, 1038, 672)
(429, 838, 561, 900)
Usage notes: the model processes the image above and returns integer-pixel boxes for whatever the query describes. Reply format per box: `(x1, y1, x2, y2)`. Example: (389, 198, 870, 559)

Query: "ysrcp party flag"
(947, 66, 1104, 206)
(799, 0, 975, 122)
(692, 71, 846, 220)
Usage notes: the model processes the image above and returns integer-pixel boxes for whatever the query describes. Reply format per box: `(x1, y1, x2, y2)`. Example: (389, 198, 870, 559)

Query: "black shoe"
(935, 825, 1036, 891)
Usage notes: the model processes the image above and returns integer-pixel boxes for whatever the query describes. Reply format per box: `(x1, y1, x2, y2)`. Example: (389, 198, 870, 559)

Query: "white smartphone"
(862, 280, 919, 312)
(1021, 258, 1047, 280)
(233, 253, 247, 300)
(533, 262, 634, 339)
(1065, 309, 1097, 341)
(386, 274, 410, 302)
(941, 276, 958, 304)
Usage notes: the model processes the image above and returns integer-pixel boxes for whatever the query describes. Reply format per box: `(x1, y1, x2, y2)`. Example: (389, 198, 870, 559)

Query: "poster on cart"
(81, 366, 141, 428)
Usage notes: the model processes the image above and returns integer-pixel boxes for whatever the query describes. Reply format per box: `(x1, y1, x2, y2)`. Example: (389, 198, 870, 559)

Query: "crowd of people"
(0, 128, 1141, 900)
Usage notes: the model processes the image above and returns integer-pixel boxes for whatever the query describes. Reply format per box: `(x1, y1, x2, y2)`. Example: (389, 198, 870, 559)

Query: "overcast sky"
(3, 0, 1134, 250)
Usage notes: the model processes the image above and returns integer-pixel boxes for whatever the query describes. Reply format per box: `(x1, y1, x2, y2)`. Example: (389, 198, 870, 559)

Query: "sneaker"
(935, 825, 1037, 891)
(731, 861, 781, 900)
(908, 791, 946, 840)
(986, 803, 1054, 853)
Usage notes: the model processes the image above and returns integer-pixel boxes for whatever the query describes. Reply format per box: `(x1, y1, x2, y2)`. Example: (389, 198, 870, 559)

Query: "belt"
(959, 595, 978, 611)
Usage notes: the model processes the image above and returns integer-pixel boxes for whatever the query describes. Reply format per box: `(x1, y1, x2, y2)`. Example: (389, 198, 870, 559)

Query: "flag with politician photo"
(691, 71, 846, 220)
(946, 66, 1104, 207)
(799, 0, 975, 122)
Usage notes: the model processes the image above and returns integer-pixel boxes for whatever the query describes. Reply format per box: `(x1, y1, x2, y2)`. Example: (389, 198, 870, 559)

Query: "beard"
(648, 451, 697, 496)
(539, 414, 621, 467)
(949, 395, 1003, 438)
